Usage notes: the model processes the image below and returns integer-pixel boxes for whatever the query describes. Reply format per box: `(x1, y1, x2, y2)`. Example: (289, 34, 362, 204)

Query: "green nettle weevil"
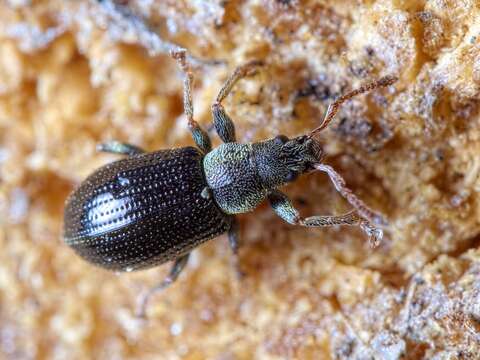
(63, 50, 397, 317)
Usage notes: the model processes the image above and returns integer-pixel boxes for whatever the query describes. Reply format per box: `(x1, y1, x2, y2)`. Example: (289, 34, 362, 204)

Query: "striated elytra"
(64, 147, 231, 271)
(63, 50, 397, 316)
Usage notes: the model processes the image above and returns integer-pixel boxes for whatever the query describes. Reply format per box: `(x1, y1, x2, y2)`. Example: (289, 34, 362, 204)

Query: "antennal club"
(309, 75, 398, 137)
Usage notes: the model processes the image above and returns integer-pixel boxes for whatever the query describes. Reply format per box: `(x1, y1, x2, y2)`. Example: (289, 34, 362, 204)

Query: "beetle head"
(254, 134, 324, 188)
(280, 134, 324, 173)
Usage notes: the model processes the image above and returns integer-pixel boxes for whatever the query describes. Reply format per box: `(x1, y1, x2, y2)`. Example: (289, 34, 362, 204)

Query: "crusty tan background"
(0, 0, 479, 359)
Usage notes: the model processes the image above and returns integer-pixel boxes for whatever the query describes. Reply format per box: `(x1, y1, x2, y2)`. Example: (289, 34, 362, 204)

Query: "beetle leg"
(97, 141, 145, 156)
(268, 190, 383, 247)
(227, 217, 245, 278)
(136, 253, 190, 318)
(212, 60, 263, 143)
(211, 103, 236, 143)
(314, 163, 388, 228)
(171, 50, 212, 154)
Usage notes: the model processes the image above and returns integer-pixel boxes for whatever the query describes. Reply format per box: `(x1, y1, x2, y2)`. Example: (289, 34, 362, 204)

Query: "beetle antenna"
(309, 75, 398, 138)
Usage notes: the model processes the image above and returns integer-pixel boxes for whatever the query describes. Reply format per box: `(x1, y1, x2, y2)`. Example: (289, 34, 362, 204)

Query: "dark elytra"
(64, 147, 231, 271)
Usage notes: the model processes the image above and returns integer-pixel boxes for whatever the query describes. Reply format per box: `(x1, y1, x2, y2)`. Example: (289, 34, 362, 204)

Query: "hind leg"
(136, 253, 190, 318)
(171, 50, 212, 154)
(227, 217, 245, 278)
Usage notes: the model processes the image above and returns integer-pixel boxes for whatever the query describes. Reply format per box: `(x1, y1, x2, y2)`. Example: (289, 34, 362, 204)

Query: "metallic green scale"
(204, 142, 265, 214)
(204, 137, 321, 215)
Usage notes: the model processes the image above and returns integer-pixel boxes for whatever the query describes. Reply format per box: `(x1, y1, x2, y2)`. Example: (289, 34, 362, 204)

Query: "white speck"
(0, 326, 16, 354)
(115, 308, 143, 341)
(170, 322, 182, 336)
(106, 257, 113, 263)
(166, 18, 178, 34)
(31, 274, 44, 289)
(118, 177, 130, 186)
(450, 191, 469, 207)
(7, 0, 31, 7)
(9, 188, 29, 223)
(125, 266, 134, 272)
(451, 195, 463, 207)
(0, 148, 10, 163)
(188, 251, 201, 268)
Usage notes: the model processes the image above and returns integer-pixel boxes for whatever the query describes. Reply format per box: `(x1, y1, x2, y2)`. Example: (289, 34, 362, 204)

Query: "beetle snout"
(310, 138, 324, 163)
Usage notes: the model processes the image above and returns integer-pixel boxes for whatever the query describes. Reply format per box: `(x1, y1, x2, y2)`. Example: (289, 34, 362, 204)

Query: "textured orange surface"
(0, 0, 479, 359)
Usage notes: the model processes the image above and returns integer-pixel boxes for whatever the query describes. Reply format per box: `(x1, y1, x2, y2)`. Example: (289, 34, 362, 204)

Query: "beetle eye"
(274, 135, 289, 144)
(285, 171, 298, 182)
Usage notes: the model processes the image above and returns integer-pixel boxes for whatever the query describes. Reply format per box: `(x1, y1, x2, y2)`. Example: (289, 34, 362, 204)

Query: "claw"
(135, 278, 173, 319)
(359, 220, 383, 248)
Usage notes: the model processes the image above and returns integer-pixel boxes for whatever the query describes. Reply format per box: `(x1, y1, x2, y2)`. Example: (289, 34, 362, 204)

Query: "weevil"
(63, 50, 397, 317)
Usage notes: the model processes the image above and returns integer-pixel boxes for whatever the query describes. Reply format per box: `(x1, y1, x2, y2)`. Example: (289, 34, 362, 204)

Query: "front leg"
(171, 50, 212, 154)
(268, 190, 383, 246)
(212, 60, 263, 143)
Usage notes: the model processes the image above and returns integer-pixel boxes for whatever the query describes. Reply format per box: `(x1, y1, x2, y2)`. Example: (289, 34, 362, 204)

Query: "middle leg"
(212, 60, 263, 143)
(97, 141, 145, 156)
(268, 190, 383, 246)
(314, 163, 388, 227)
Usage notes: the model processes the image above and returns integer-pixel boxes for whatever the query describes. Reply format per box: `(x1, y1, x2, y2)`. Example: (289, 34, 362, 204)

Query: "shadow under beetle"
(63, 50, 397, 317)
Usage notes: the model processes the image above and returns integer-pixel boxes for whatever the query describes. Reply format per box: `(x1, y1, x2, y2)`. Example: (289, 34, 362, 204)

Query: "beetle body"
(64, 147, 231, 271)
(63, 52, 395, 316)
(64, 135, 320, 271)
